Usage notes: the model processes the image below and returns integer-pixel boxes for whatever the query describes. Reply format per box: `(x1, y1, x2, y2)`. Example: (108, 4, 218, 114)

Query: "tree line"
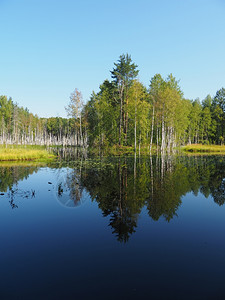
(0, 95, 84, 146)
(84, 54, 225, 153)
(1, 53, 225, 150)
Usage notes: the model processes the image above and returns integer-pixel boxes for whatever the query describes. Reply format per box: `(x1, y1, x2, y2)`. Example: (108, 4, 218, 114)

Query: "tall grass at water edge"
(0, 145, 55, 161)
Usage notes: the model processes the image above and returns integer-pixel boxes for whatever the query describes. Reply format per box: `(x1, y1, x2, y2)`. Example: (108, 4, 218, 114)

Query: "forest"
(0, 54, 225, 152)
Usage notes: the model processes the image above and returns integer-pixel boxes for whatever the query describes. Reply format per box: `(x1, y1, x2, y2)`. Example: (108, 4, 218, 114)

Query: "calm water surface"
(0, 154, 225, 299)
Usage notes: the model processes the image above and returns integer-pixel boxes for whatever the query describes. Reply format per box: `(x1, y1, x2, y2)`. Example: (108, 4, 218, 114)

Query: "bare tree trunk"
(125, 92, 129, 145)
(139, 133, 141, 157)
(119, 94, 123, 146)
(134, 94, 137, 154)
(150, 104, 155, 154)
(161, 114, 165, 154)
(118, 84, 124, 146)
(156, 123, 159, 151)
(80, 117, 83, 147)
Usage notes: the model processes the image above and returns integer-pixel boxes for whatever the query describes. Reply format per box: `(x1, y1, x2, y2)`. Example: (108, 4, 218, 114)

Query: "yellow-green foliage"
(183, 144, 225, 153)
(0, 145, 55, 161)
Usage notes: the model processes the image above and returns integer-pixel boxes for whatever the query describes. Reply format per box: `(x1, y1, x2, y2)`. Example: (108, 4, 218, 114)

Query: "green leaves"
(111, 53, 139, 86)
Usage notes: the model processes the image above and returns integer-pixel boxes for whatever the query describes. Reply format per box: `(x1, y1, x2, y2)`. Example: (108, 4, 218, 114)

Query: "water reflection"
(0, 163, 39, 208)
(0, 164, 39, 192)
(1, 155, 225, 241)
(49, 146, 88, 161)
(76, 155, 225, 242)
(55, 167, 85, 208)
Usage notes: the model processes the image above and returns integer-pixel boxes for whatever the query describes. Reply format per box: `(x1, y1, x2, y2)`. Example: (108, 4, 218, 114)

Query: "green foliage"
(213, 88, 225, 112)
(85, 57, 225, 150)
(0, 54, 225, 150)
(211, 88, 225, 144)
(110, 54, 139, 145)
(111, 53, 139, 86)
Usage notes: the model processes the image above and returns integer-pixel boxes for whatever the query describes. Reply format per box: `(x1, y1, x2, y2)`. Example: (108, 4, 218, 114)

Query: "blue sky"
(1, 0, 225, 117)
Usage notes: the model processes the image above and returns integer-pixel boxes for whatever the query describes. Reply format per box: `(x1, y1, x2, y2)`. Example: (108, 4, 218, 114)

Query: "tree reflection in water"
(1, 155, 225, 241)
(0, 164, 39, 192)
(75, 155, 225, 242)
(0, 164, 39, 209)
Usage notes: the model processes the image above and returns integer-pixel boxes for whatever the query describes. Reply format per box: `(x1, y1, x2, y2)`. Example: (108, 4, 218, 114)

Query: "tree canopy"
(0, 53, 224, 149)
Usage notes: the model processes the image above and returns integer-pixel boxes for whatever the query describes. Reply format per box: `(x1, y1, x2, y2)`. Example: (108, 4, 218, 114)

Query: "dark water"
(0, 154, 225, 299)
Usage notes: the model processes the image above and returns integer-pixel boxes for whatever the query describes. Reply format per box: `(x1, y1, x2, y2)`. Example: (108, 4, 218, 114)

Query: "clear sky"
(1, 0, 225, 118)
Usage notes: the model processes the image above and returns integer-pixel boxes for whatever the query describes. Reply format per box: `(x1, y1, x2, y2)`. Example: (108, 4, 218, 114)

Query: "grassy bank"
(0, 145, 55, 161)
(182, 144, 225, 153)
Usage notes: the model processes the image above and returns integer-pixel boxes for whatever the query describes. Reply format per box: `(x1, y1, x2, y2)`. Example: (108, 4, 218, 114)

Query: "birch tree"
(65, 88, 84, 146)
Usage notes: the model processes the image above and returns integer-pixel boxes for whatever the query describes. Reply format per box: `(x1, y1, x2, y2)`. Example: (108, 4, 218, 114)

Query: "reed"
(182, 144, 225, 153)
(0, 145, 55, 161)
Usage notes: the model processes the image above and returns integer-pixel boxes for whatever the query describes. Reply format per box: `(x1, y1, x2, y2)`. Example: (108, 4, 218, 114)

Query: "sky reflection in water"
(0, 155, 225, 299)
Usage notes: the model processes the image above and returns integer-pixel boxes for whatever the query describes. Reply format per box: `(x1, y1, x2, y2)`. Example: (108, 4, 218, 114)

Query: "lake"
(0, 154, 225, 299)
